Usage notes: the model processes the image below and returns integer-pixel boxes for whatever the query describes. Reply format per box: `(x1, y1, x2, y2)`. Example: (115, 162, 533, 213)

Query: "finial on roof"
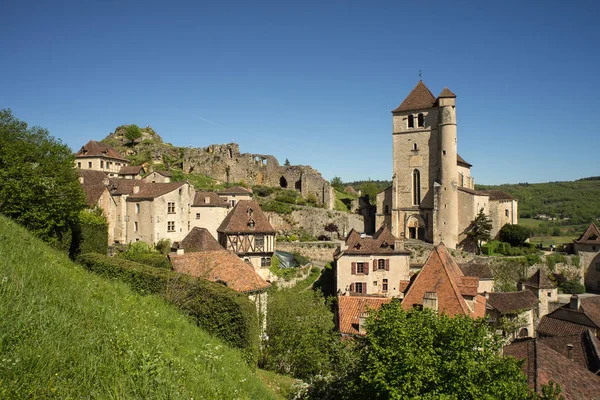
(419, 69, 422, 80)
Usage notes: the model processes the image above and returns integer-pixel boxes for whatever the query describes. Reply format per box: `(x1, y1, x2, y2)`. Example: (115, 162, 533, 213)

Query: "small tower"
(434, 87, 458, 248)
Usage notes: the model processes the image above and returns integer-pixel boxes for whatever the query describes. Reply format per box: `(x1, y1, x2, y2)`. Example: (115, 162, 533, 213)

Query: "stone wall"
(265, 206, 365, 237)
(276, 241, 338, 263)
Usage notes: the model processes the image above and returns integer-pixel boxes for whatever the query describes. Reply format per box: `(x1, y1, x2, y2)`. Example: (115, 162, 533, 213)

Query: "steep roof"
(75, 140, 127, 161)
(78, 169, 108, 185)
(170, 251, 270, 293)
(538, 330, 600, 373)
(456, 154, 472, 168)
(337, 295, 392, 336)
(217, 186, 252, 195)
(401, 244, 485, 318)
(118, 165, 145, 176)
(524, 269, 556, 289)
(438, 87, 456, 98)
(126, 182, 186, 201)
(476, 190, 514, 201)
(459, 261, 494, 280)
(193, 191, 230, 207)
(341, 226, 409, 256)
(81, 184, 107, 206)
(108, 178, 142, 195)
(154, 170, 173, 177)
(575, 223, 600, 244)
(178, 227, 225, 252)
(392, 81, 436, 113)
(486, 291, 539, 314)
(217, 200, 275, 234)
(504, 339, 600, 399)
(537, 297, 600, 337)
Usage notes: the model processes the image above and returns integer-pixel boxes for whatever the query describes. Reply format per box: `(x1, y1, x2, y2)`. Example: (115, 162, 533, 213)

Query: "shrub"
(260, 200, 294, 215)
(499, 224, 530, 247)
(155, 238, 172, 255)
(525, 254, 542, 266)
(274, 190, 299, 205)
(293, 252, 310, 266)
(120, 252, 171, 269)
(560, 280, 585, 294)
(318, 235, 331, 241)
(77, 253, 259, 365)
(71, 208, 108, 257)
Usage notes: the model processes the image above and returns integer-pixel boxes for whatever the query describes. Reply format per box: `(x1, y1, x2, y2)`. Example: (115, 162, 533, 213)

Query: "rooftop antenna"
(419, 70, 422, 81)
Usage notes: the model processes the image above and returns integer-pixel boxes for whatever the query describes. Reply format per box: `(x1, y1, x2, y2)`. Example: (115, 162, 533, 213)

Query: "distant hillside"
(0, 215, 275, 399)
(476, 178, 600, 225)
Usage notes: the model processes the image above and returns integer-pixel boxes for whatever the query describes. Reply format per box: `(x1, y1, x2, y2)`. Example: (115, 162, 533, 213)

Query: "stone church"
(376, 81, 517, 249)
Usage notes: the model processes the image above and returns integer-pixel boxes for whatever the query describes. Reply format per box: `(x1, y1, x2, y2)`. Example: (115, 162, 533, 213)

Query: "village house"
(191, 191, 231, 241)
(334, 227, 411, 298)
(142, 170, 173, 183)
(336, 296, 392, 336)
(458, 260, 494, 294)
(117, 165, 145, 180)
(401, 244, 486, 318)
(78, 169, 118, 244)
(572, 223, 600, 292)
(217, 186, 253, 207)
(376, 81, 517, 249)
(485, 291, 539, 339)
(537, 295, 600, 338)
(217, 200, 276, 280)
(520, 268, 558, 318)
(530, 331, 600, 376)
(74, 140, 129, 177)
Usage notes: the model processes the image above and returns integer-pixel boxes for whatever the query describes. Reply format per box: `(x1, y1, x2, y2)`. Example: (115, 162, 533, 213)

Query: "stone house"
(191, 191, 231, 241)
(217, 186, 253, 207)
(336, 295, 392, 336)
(218, 200, 276, 280)
(78, 169, 118, 244)
(521, 268, 558, 318)
(74, 140, 128, 177)
(537, 295, 600, 338)
(401, 244, 486, 318)
(142, 170, 173, 183)
(376, 81, 517, 249)
(458, 261, 494, 294)
(573, 223, 600, 292)
(334, 227, 411, 298)
(117, 165, 145, 180)
(485, 291, 539, 339)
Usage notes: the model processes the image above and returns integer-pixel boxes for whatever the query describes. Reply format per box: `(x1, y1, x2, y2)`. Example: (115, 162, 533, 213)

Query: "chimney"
(205, 196, 210, 204)
(103, 177, 110, 186)
(133, 185, 140, 194)
(176, 248, 184, 255)
(358, 312, 368, 335)
(570, 294, 580, 310)
(567, 344, 574, 361)
(484, 291, 489, 300)
(517, 281, 524, 291)
(394, 238, 405, 252)
(78, 176, 84, 184)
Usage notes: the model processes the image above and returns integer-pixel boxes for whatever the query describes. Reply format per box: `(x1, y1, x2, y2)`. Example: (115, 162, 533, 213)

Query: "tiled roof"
(401, 244, 485, 318)
(456, 154, 472, 168)
(178, 227, 225, 252)
(217, 186, 252, 195)
(538, 330, 600, 373)
(170, 250, 270, 293)
(459, 261, 494, 280)
(118, 165, 145, 175)
(392, 81, 436, 113)
(193, 191, 230, 207)
(476, 190, 514, 201)
(78, 169, 108, 185)
(486, 291, 539, 314)
(127, 182, 186, 201)
(342, 227, 410, 256)
(524, 269, 556, 289)
(438, 87, 456, 98)
(581, 296, 600, 328)
(75, 140, 127, 161)
(155, 170, 173, 177)
(575, 223, 600, 244)
(217, 200, 275, 234)
(537, 315, 596, 337)
(504, 339, 600, 399)
(108, 178, 142, 195)
(82, 185, 106, 206)
(457, 186, 480, 196)
(337, 295, 392, 336)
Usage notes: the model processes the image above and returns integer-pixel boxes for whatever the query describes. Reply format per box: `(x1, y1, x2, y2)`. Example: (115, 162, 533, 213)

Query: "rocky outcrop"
(265, 206, 365, 237)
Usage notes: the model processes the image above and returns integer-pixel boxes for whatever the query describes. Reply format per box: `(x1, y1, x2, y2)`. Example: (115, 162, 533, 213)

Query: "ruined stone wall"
(264, 206, 365, 237)
(276, 242, 338, 263)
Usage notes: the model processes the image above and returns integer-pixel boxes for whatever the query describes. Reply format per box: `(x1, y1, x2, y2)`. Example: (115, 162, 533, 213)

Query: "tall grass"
(0, 215, 275, 399)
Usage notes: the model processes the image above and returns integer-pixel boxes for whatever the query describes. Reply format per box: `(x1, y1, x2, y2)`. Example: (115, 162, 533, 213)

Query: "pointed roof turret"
(574, 223, 600, 244)
(438, 87, 456, 98)
(524, 269, 556, 290)
(392, 81, 436, 113)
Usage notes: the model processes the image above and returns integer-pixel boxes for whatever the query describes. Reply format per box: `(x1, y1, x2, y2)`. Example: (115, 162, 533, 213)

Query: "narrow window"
(188, 221, 190, 231)
(167, 202, 175, 214)
(167, 221, 175, 232)
(505, 209, 509, 217)
(356, 262, 365, 274)
(77, 162, 81, 168)
(384, 205, 390, 214)
(135, 204, 140, 214)
(88, 161, 92, 168)
(100, 160, 104, 168)
(413, 143, 418, 151)
(412, 169, 421, 205)
(378, 259, 386, 270)
(408, 114, 414, 128)
(417, 113, 424, 127)
(382, 279, 388, 292)
(196, 213, 201, 220)
(134, 222, 138, 232)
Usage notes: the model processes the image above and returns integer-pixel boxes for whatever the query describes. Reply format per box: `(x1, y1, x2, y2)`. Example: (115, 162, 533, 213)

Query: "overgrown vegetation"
(0, 215, 275, 399)
(77, 252, 260, 365)
(71, 208, 109, 257)
(116, 241, 171, 269)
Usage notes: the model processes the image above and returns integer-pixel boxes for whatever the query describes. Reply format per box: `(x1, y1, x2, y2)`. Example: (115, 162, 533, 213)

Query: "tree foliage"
(467, 208, 492, 254)
(0, 109, 85, 246)
(359, 179, 380, 205)
(499, 224, 531, 247)
(124, 124, 142, 143)
(331, 176, 344, 191)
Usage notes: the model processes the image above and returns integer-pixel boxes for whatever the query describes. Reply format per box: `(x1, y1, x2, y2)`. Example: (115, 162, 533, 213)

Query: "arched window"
(408, 114, 414, 128)
(412, 169, 421, 206)
(279, 176, 288, 188)
(418, 113, 424, 127)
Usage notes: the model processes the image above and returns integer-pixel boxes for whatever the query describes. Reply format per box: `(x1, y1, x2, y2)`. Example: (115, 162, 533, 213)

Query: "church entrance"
(406, 215, 425, 240)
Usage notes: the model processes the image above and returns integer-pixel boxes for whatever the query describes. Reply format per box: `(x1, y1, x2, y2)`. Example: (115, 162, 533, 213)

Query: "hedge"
(77, 253, 259, 365)
(118, 252, 171, 269)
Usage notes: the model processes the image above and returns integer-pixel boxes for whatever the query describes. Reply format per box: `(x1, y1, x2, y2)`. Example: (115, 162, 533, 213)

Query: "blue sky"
(1, 0, 599, 185)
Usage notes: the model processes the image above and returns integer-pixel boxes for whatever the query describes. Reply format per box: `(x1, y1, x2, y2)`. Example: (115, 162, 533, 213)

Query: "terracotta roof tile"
(487, 291, 539, 314)
(78, 169, 108, 185)
(193, 191, 230, 207)
(75, 140, 127, 161)
(401, 244, 485, 318)
(392, 81, 436, 113)
(217, 200, 275, 234)
(342, 226, 409, 256)
(118, 165, 145, 175)
(438, 87, 456, 98)
(170, 250, 270, 293)
(538, 331, 600, 372)
(456, 154, 472, 168)
(575, 223, 600, 244)
(217, 186, 252, 195)
(127, 182, 186, 201)
(459, 261, 494, 280)
(537, 316, 595, 337)
(178, 227, 224, 252)
(476, 190, 514, 201)
(524, 269, 556, 289)
(337, 295, 392, 336)
(504, 339, 600, 399)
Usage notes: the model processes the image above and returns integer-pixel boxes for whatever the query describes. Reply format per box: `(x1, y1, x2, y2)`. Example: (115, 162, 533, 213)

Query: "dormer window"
(354, 242, 361, 250)
(247, 208, 254, 217)
(418, 113, 424, 127)
(408, 114, 415, 128)
(248, 219, 255, 229)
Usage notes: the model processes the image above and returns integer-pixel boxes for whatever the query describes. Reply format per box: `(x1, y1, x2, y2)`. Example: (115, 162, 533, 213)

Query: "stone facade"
(573, 223, 600, 292)
(264, 206, 366, 238)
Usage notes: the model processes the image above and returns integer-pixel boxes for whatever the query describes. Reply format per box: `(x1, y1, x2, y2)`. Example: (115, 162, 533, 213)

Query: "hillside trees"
(0, 109, 85, 246)
(124, 124, 142, 144)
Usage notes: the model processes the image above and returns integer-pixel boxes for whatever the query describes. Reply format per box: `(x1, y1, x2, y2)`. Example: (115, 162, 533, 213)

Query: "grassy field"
(0, 215, 276, 399)
(528, 235, 577, 247)
(334, 189, 358, 212)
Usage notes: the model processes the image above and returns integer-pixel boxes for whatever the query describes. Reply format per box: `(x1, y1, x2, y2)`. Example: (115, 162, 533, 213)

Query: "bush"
(560, 280, 585, 294)
(260, 200, 295, 215)
(293, 252, 310, 266)
(274, 190, 300, 204)
(71, 208, 108, 257)
(155, 238, 172, 255)
(77, 253, 260, 365)
(318, 235, 331, 241)
(525, 253, 542, 266)
(120, 252, 171, 269)
(499, 224, 530, 247)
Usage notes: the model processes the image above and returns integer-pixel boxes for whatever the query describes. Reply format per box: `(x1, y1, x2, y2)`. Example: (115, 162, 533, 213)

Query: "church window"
(412, 169, 421, 206)
(408, 114, 414, 128)
(418, 113, 424, 127)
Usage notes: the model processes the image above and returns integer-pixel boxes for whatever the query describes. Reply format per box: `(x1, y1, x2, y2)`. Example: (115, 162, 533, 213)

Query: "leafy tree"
(331, 176, 343, 191)
(353, 304, 531, 399)
(324, 223, 339, 234)
(467, 208, 492, 254)
(499, 224, 530, 247)
(284, 158, 290, 166)
(359, 179, 379, 206)
(124, 124, 142, 144)
(0, 109, 85, 246)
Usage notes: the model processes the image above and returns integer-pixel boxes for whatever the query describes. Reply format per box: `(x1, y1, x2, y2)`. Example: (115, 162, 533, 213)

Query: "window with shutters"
(382, 279, 388, 292)
(355, 282, 365, 294)
(168, 202, 176, 214)
(377, 259, 386, 270)
(356, 262, 365, 274)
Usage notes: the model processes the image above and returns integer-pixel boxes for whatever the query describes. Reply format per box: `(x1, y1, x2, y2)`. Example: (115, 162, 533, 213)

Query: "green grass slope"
(0, 215, 275, 399)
